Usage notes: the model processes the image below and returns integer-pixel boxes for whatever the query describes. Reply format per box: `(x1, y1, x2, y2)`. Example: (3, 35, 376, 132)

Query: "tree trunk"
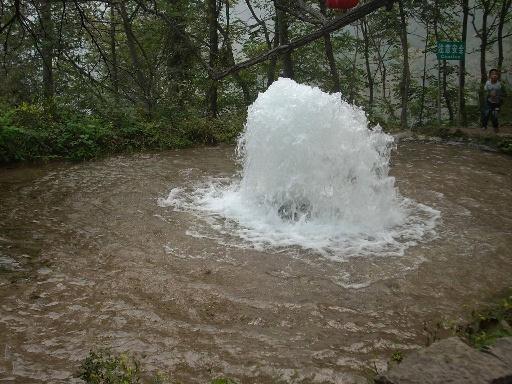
(109, 1, 119, 102)
(361, 17, 373, 112)
(118, 1, 152, 115)
(497, 0, 511, 72)
(433, 0, 453, 125)
(459, 0, 468, 126)
(442, 60, 454, 123)
(165, 0, 194, 105)
(220, 1, 252, 105)
(397, 0, 409, 130)
(40, 0, 54, 102)
(206, 0, 219, 117)
(349, 25, 359, 103)
(381, 62, 396, 121)
(267, 15, 280, 86)
(370, 24, 397, 121)
(478, 1, 490, 111)
(319, 0, 341, 93)
(275, 0, 294, 79)
(419, 25, 429, 126)
(382, 63, 387, 106)
(244, 0, 277, 87)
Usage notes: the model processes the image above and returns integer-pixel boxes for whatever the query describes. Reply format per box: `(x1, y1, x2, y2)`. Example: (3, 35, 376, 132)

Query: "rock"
(374, 337, 512, 384)
(500, 320, 512, 333)
(488, 337, 512, 368)
(392, 131, 413, 141)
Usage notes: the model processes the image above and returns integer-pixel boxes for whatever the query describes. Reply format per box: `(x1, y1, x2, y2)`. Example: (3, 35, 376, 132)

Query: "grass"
(76, 349, 239, 384)
(390, 351, 404, 363)
(456, 290, 512, 349)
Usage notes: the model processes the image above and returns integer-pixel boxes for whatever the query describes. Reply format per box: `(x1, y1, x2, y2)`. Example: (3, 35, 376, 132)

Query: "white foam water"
(159, 78, 440, 258)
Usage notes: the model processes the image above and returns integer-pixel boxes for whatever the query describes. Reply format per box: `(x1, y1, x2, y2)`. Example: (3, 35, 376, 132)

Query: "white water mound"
(238, 78, 400, 229)
(160, 78, 439, 257)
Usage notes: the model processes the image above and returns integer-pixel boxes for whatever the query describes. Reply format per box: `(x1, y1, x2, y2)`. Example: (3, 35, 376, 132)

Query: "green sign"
(437, 41, 465, 60)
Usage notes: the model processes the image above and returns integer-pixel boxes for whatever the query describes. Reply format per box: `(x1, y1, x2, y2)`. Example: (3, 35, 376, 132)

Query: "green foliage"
(457, 291, 512, 349)
(181, 113, 246, 145)
(77, 349, 142, 384)
(0, 102, 246, 163)
(77, 349, 239, 384)
(11, 102, 52, 130)
(0, 0, 509, 163)
(390, 351, 404, 363)
(0, 103, 112, 162)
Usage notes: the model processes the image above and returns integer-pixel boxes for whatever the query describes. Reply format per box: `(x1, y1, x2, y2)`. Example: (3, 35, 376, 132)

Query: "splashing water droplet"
(161, 78, 440, 258)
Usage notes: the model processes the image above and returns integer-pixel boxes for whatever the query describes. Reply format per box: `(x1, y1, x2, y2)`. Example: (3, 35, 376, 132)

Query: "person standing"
(482, 68, 506, 132)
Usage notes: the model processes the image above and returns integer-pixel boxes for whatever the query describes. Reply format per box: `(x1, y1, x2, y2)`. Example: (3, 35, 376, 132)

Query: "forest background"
(0, 0, 510, 162)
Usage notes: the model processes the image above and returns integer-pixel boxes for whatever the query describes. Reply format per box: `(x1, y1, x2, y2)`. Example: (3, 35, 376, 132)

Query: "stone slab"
(375, 337, 512, 384)
(488, 337, 512, 368)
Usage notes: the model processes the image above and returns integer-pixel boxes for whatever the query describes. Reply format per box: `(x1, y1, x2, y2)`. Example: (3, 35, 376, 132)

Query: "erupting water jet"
(160, 78, 439, 256)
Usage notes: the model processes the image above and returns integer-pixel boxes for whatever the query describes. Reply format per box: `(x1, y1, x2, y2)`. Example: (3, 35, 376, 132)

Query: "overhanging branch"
(213, 0, 396, 80)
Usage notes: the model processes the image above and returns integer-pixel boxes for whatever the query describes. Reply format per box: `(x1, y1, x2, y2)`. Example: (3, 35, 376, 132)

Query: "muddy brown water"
(1, 142, 511, 383)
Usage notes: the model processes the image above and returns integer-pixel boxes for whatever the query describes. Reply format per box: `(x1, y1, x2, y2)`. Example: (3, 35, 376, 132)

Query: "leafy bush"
(11, 102, 52, 131)
(77, 349, 142, 384)
(180, 116, 219, 145)
(0, 121, 52, 162)
(65, 118, 116, 159)
(0, 102, 246, 164)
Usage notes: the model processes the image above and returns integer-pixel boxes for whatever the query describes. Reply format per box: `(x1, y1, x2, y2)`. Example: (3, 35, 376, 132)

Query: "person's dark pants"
(482, 102, 499, 130)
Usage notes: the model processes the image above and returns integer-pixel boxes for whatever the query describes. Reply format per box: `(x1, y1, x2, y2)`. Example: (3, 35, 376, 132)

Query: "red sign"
(326, 0, 359, 9)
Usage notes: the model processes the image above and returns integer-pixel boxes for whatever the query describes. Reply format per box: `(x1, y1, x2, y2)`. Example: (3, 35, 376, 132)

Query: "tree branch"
(0, 0, 20, 34)
(244, 0, 272, 48)
(133, 0, 213, 74)
(214, 0, 396, 80)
